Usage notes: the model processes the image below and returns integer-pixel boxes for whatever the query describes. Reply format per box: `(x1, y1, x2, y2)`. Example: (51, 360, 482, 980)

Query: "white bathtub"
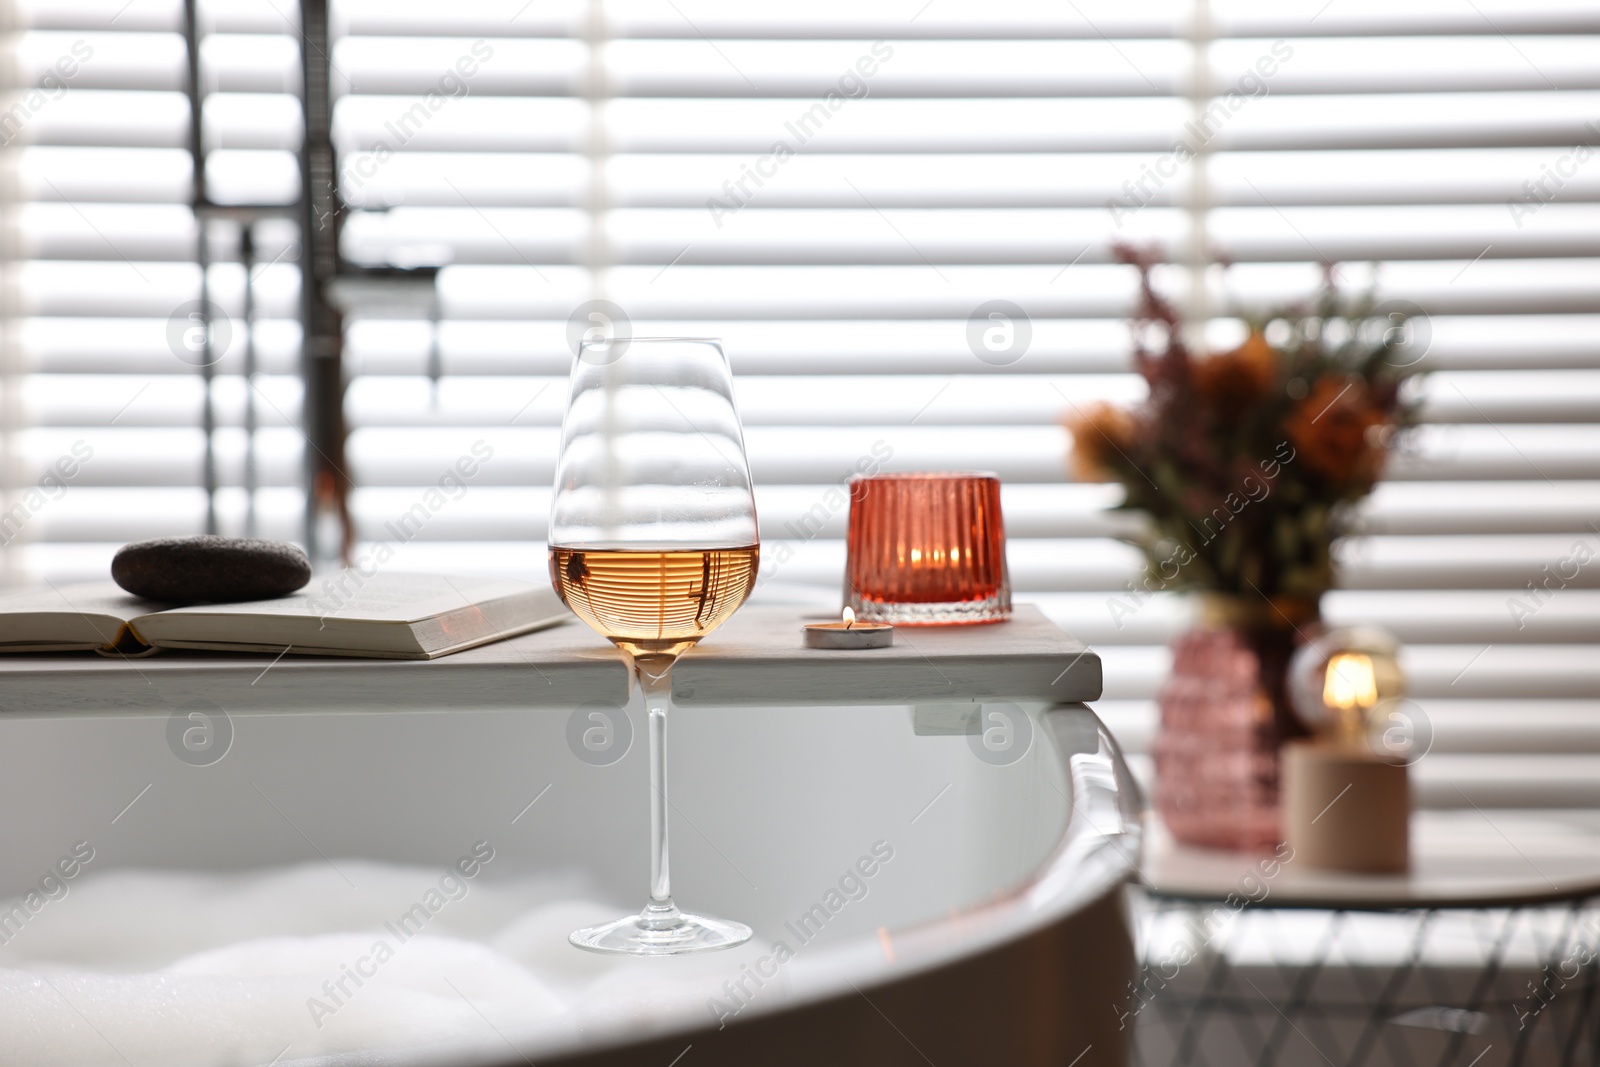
(0, 620, 1140, 1066)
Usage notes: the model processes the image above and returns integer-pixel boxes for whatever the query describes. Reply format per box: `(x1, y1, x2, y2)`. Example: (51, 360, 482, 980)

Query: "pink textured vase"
(1153, 597, 1319, 852)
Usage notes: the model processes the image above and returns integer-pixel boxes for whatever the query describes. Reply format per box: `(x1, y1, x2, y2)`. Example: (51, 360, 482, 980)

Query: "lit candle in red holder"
(845, 472, 1011, 625)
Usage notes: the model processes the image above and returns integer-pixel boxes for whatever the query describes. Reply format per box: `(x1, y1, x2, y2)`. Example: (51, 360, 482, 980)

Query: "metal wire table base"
(1131, 894, 1600, 1067)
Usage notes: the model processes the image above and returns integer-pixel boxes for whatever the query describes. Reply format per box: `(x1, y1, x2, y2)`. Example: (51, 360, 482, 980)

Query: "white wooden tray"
(0, 604, 1101, 715)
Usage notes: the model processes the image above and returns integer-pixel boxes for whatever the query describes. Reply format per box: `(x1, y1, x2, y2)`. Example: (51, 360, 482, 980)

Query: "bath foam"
(2, 938, 572, 1067)
(0, 863, 781, 1065)
(0, 861, 588, 972)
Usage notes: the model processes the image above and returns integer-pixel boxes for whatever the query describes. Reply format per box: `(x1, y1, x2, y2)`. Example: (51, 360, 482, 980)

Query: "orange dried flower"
(1285, 377, 1390, 488)
(1194, 329, 1278, 416)
(1065, 401, 1140, 482)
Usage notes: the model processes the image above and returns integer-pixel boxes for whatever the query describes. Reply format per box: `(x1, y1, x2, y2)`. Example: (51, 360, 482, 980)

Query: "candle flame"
(842, 606, 856, 628)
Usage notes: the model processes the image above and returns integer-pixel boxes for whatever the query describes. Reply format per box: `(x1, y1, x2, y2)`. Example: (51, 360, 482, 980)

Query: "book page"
(0, 581, 159, 649)
(130, 573, 565, 658)
(136, 572, 536, 626)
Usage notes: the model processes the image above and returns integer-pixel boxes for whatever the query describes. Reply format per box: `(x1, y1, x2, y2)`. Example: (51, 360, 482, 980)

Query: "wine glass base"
(569, 912, 753, 956)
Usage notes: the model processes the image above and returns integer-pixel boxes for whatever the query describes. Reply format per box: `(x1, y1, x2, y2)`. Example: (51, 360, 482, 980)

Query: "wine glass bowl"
(550, 545, 759, 660)
(549, 337, 758, 955)
(551, 338, 757, 549)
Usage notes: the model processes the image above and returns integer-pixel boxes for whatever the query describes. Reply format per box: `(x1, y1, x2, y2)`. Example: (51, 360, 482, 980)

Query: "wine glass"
(549, 336, 759, 955)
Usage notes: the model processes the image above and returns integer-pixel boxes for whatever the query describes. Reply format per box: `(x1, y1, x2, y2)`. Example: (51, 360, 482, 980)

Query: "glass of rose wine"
(550, 336, 759, 955)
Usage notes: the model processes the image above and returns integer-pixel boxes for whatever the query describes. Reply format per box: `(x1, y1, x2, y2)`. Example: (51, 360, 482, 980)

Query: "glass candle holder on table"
(845, 472, 1010, 625)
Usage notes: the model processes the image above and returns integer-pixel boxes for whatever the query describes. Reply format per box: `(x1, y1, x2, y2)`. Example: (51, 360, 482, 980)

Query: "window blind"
(0, 0, 306, 587)
(6, 0, 1599, 815)
(328, 0, 1600, 814)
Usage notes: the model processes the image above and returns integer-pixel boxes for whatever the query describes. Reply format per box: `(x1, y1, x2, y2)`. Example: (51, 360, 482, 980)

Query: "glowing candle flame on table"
(843, 606, 855, 629)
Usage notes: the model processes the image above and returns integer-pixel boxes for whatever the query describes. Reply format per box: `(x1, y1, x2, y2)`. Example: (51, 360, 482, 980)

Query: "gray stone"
(112, 536, 312, 604)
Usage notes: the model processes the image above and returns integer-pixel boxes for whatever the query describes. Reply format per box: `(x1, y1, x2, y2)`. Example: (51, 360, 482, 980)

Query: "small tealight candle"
(804, 607, 893, 650)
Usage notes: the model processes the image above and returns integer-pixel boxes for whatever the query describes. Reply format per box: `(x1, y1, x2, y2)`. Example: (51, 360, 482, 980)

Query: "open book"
(0, 573, 569, 659)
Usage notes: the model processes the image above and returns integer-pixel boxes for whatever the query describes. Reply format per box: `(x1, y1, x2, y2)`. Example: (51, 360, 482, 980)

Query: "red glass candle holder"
(845, 472, 1011, 625)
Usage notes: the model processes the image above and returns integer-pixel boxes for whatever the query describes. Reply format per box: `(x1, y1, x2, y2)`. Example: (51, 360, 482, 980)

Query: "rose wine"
(550, 545, 760, 657)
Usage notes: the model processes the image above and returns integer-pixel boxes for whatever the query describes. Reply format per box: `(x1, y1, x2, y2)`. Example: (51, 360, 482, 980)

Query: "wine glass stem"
(635, 655, 680, 928)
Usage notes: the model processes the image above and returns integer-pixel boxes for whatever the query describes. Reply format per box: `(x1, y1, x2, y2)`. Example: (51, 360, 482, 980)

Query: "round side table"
(1131, 814, 1600, 1067)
